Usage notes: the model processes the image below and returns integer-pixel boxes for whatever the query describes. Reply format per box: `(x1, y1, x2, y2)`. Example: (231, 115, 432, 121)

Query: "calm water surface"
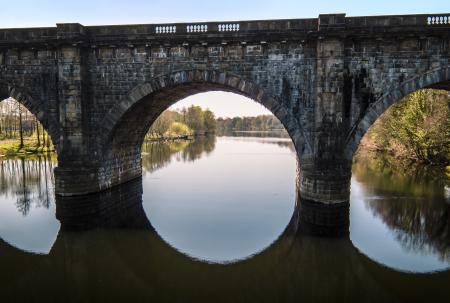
(0, 134, 449, 302)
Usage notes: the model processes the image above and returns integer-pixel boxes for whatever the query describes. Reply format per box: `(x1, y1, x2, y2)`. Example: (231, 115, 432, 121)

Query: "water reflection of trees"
(217, 129, 290, 138)
(0, 156, 55, 216)
(141, 134, 295, 174)
(141, 135, 216, 174)
(218, 131, 295, 152)
(365, 197, 449, 262)
(353, 154, 450, 262)
(251, 138, 294, 151)
(353, 151, 447, 199)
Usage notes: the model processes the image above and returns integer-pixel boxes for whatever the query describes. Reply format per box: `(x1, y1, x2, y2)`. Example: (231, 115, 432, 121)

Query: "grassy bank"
(0, 137, 55, 157)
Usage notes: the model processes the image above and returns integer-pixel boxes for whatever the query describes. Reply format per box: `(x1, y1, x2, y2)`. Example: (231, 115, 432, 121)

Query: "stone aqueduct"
(0, 13, 449, 223)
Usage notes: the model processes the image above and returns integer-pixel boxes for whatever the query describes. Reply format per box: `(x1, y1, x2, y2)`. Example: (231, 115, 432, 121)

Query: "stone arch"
(90, 69, 311, 192)
(0, 81, 60, 156)
(98, 69, 310, 157)
(344, 66, 450, 159)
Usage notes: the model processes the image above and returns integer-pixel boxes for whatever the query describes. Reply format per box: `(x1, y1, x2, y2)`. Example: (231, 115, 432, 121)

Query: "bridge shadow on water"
(0, 177, 449, 302)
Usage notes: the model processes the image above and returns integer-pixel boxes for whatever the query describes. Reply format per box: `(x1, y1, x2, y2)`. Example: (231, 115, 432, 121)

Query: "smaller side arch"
(0, 82, 60, 155)
(344, 66, 450, 159)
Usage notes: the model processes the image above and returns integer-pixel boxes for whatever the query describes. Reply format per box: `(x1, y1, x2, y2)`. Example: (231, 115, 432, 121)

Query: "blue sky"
(1, 0, 449, 28)
(2, 1, 449, 117)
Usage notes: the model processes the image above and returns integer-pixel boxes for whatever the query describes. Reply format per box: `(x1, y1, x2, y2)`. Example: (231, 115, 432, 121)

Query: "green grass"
(0, 137, 55, 157)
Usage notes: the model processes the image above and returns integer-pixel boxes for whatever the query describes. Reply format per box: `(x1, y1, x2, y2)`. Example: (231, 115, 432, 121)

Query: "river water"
(0, 134, 449, 302)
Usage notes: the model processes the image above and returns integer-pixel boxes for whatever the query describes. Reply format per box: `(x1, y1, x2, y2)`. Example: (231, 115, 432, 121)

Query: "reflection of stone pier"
(297, 161, 351, 237)
(55, 178, 151, 231)
(298, 198, 350, 237)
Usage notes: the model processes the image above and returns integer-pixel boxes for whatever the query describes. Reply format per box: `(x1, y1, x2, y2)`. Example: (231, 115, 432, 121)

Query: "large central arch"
(98, 70, 308, 155)
(94, 70, 309, 191)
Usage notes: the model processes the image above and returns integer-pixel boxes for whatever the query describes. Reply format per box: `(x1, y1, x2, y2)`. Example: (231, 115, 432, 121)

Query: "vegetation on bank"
(146, 105, 216, 140)
(0, 98, 54, 157)
(146, 105, 286, 140)
(356, 89, 449, 167)
(0, 137, 53, 157)
(216, 115, 284, 133)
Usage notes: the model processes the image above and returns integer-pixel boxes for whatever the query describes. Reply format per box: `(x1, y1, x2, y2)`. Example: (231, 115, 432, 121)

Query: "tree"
(35, 117, 41, 147)
(18, 103, 24, 148)
(185, 105, 204, 134)
(148, 110, 183, 137)
(215, 114, 285, 133)
(165, 122, 192, 137)
(0, 97, 54, 152)
(364, 89, 449, 165)
(203, 109, 216, 133)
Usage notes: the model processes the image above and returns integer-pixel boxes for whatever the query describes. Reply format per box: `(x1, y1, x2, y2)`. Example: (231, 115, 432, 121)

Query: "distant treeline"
(147, 105, 216, 139)
(216, 115, 284, 132)
(146, 105, 285, 140)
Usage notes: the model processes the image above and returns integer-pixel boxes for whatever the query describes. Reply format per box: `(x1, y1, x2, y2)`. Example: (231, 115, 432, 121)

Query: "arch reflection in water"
(350, 155, 450, 273)
(140, 135, 449, 269)
(141, 135, 297, 263)
(1, 134, 449, 271)
(1, 176, 449, 302)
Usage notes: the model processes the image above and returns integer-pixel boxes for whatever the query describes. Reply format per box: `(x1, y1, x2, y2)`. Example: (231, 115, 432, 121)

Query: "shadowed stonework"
(1, 13, 449, 231)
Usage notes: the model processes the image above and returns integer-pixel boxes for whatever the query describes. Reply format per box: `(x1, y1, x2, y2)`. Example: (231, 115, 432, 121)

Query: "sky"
(169, 92, 269, 118)
(1, 1, 449, 117)
(1, 1, 449, 27)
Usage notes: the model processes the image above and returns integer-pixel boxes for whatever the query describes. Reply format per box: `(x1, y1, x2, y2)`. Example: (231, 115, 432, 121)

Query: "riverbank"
(357, 135, 449, 166)
(144, 131, 218, 142)
(144, 134, 193, 142)
(355, 138, 449, 183)
(0, 138, 54, 157)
